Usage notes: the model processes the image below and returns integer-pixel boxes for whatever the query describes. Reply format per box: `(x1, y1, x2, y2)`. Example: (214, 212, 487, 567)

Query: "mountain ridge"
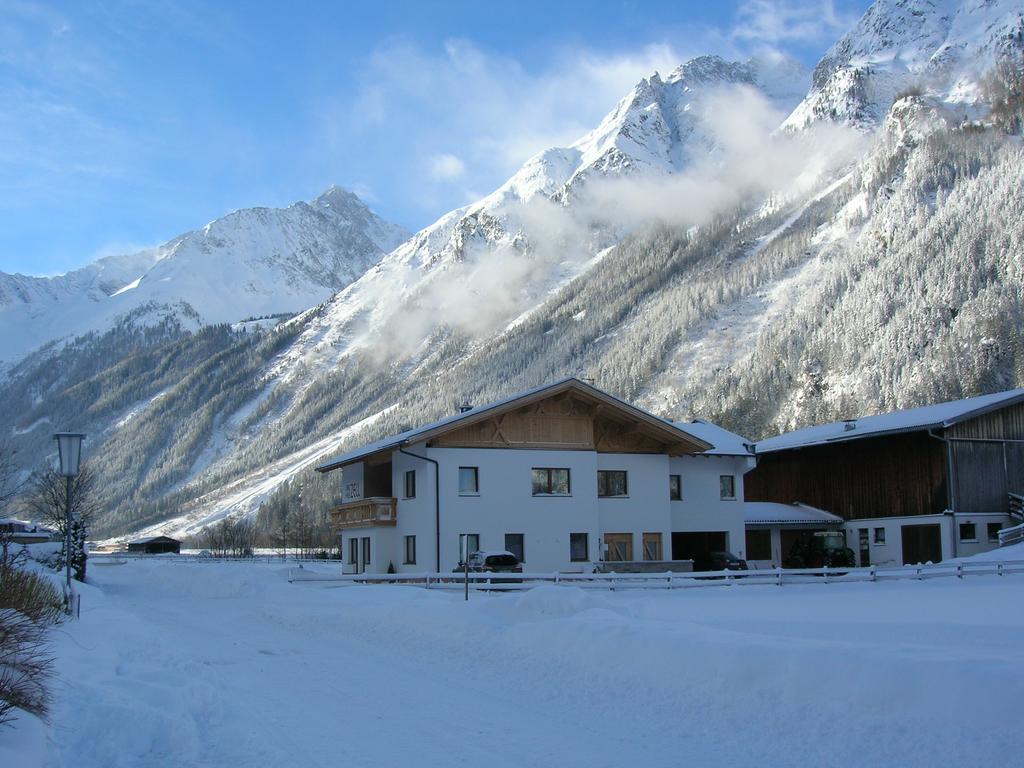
(0, 186, 409, 363)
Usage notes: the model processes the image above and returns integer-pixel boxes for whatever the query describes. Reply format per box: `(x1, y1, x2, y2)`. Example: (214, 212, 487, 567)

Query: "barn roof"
(756, 388, 1024, 454)
(744, 502, 844, 526)
(315, 377, 714, 472)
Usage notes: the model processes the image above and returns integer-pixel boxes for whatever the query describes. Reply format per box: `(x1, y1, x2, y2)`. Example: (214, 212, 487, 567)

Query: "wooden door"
(604, 533, 633, 562)
(901, 524, 942, 565)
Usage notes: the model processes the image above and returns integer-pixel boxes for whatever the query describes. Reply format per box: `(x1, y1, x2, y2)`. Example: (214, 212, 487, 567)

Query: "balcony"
(330, 497, 398, 530)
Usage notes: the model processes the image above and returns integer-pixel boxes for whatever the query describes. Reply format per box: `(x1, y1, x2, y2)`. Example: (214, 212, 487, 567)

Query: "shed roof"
(744, 502, 844, 526)
(316, 377, 714, 472)
(756, 388, 1024, 453)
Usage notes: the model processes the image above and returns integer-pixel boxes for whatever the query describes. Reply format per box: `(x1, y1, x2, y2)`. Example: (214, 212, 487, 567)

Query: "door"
(901, 524, 942, 565)
(361, 536, 371, 573)
(858, 528, 870, 567)
(604, 533, 633, 562)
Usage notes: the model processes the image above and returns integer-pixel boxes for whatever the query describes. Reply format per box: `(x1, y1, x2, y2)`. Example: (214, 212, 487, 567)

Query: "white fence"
(287, 559, 1024, 591)
(998, 522, 1024, 547)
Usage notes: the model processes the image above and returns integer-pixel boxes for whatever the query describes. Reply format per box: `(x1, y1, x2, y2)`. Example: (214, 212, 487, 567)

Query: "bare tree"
(0, 442, 27, 566)
(23, 464, 98, 582)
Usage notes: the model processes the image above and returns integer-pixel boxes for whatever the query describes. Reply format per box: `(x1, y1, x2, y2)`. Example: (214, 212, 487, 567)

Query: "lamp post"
(54, 432, 85, 617)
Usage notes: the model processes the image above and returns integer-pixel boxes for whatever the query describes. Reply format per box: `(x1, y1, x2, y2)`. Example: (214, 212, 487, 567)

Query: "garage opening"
(901, 523, 942, 564)
(672, 531, 727, 561)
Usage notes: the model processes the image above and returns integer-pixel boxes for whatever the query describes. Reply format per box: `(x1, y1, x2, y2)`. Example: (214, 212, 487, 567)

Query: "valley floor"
(5, 558, 1023, 767)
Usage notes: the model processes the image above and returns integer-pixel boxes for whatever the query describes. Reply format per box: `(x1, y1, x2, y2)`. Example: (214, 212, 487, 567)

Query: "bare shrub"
(0, 563, 64, 626)
(0, 608, 55, 726)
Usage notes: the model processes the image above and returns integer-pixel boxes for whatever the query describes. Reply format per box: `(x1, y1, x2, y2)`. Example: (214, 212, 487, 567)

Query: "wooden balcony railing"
(330, 497, 398, 530)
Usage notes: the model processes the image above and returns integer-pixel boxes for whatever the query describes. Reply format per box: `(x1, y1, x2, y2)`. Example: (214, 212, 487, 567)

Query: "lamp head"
(53, 432, 86, 477)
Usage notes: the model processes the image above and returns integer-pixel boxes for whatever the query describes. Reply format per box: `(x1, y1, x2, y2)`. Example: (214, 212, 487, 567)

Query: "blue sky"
(0, 0, 870, 275)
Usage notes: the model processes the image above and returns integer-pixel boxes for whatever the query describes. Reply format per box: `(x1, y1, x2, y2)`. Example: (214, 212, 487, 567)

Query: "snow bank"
(8, 559, 1021, 768)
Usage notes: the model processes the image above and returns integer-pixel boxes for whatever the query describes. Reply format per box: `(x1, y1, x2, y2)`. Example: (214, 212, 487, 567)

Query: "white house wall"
(597, 453, 671, 563)
(339, 445, 756, 574)
(669, 454, 750, 559)
(842, 512, 1012, 566)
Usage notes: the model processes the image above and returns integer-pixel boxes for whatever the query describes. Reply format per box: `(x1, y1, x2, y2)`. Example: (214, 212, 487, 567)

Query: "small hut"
(126, 536, 181, 555)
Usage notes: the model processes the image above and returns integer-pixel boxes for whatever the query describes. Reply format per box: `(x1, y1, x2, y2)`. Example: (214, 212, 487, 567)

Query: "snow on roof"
(675, 419, 753, 456)
(757, 388, 1024, 453)
(744, 502, 844, 525)
(130, 535, 181, 544)
(316, 378, 714, 471)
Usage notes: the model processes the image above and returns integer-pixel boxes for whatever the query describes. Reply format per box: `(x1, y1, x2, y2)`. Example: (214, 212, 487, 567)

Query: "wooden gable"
(429, 389, 700, 454)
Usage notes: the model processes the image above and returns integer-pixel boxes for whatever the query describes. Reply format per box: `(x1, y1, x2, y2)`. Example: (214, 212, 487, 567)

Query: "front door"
(901, 524, 942, 565)
(858, 528, 870, 567)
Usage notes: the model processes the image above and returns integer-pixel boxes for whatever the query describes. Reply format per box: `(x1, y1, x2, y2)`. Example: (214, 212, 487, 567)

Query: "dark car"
(453, 550, 523, 574)
(693, 551, 749, 574)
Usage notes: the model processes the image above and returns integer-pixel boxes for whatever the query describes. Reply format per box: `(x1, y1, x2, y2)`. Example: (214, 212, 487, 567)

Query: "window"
(459, 533, 480, 558)
(361, 537, 371, 565)
(348, 537, 358, 565)
(642, 532, 663, 561)
(505, 533, 524, 563)
(719, 475, 736, 500)
(458, 466, 479, 495)
(604, 533, 633, 562)
(988, 522, 1003, 543)
(873, 527, 886, 545)
(959, 522, 977, 542)
(532, 467, 570, 495)
(404, 470, 416, 499)
(597, 470, 628, 497)
(669, 474, 682, 500)
(404, 535, 416, 565)
(570, 533, 589, 562)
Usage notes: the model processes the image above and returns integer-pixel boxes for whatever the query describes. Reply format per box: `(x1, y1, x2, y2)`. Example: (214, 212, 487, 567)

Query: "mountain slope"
(271, 54, 811, 373)
(0, 186, 409, 363)
(785, 0, 1024, 129)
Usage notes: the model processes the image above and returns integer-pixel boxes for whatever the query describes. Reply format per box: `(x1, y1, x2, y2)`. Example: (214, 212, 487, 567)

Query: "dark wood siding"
(946, 402, 1024, 440)
(746, 432, 949, 520)
(945, 402, 1024, 511)
(951, 441, 1007, 512)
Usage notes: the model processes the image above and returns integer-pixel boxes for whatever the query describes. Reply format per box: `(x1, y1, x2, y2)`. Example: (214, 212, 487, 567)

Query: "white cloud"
(428, 153, 466, 181)
(733, 0, 857, 45)
(341, 38, 694, 209)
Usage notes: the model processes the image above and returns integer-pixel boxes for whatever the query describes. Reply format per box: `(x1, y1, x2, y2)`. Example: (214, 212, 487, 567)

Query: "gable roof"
(757, 388, 1024, 454)
(316, 377, 714, 472)
(674, 419, 753, 456)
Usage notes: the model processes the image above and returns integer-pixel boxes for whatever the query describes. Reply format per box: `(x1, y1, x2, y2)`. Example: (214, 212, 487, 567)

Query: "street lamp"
(54, 432, 85, 617)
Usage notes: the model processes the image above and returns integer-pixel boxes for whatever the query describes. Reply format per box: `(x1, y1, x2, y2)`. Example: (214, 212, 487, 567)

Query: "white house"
(315, 378, 756, 574)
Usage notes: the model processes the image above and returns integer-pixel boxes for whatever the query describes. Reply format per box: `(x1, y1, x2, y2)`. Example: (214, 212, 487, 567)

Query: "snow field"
(14, 558, 1024, 768)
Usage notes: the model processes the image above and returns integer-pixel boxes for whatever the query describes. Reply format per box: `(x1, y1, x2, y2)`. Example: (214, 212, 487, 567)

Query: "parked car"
(453, 550, 523, 574)
(692, 551, 748, 574)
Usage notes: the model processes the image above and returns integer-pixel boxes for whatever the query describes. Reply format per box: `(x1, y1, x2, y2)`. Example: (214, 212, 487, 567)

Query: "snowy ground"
(4, 558, 1023, 768)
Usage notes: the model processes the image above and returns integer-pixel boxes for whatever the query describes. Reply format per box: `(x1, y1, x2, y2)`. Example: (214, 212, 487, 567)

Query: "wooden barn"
(127, 536, 182, 555)
(747, 389, 1024, 565)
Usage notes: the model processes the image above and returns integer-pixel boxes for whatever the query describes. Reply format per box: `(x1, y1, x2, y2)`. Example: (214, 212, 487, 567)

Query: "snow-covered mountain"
(785, 0, 1024, 129)
(4, 0, 1023, 542)
(274, 54, 811, 371)
(0, 187, 408, 363)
